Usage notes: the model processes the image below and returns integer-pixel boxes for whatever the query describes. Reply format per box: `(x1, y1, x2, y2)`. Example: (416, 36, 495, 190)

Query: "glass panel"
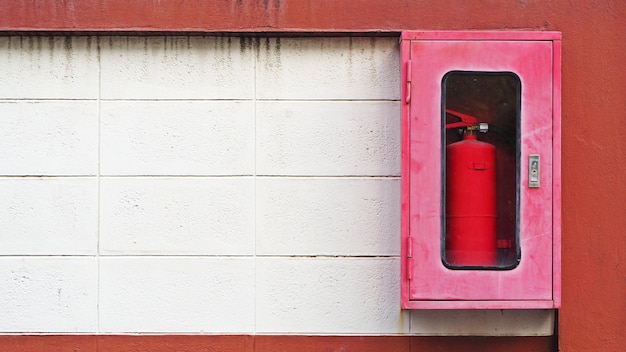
(442, 71, 521, 270)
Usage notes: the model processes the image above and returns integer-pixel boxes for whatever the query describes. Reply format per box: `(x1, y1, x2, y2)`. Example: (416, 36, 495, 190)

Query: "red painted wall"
(1, 1, 625, 351)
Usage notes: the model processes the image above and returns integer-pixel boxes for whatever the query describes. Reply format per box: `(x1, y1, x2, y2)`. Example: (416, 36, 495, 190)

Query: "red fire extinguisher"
(444, 109, 497, 267)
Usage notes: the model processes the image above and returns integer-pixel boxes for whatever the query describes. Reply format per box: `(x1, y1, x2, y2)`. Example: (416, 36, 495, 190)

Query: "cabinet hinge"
(406, 236, 413, 280)
(405, 60, 412, 105)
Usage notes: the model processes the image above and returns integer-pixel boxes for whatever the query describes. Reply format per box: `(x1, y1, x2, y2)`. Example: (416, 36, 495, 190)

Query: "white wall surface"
(0, 35, 552, 335)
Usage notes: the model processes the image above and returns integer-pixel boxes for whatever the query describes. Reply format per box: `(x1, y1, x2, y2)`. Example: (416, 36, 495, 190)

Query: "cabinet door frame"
(400, 31, 561, 309)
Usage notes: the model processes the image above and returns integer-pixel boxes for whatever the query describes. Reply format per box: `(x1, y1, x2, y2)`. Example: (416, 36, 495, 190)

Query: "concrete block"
(0, 101, 98, 175)
(0, 257, 97, 332)
(100, 36, 255, 100)
(256, 37, 399, 100)
(410, 309, 555, 336)
(256, 101, 400, 176)
(100, 101, 255, 176)
(100, 177, 254, 255)
(0, 36, 99, 99)
(99, 257, 255, 333)
(0, 178, 97, 255)
(256, 257, 408, 334)
(256, 177, 400, 256)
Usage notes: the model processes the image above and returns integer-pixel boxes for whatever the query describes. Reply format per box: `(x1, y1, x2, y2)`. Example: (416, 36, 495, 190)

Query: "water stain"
(253, 37, 261, 59)
(85, 36, 92, 51)
(274, 37, 281, 68)
(143, 37, 149, 56)
(264, 37, 271, 56)
(48, 37, 55, 56)
(63, 37, 73, 72)
(64, 36, 72, 51)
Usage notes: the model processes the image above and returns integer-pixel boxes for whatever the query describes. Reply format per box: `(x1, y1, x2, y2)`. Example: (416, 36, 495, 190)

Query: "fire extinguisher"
(444, 109, 497, 267)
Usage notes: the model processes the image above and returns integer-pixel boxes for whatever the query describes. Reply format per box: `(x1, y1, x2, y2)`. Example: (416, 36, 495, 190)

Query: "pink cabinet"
(401, 31, 561, 309)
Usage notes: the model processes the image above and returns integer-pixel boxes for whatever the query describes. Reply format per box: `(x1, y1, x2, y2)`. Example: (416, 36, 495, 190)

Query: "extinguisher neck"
(463, 127, 478, 138)
(461, 123, 488, 139)
(463, 134, 478, 140)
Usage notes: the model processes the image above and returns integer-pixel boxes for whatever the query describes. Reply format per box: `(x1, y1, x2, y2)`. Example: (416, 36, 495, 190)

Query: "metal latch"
(529, 154, 540, 188)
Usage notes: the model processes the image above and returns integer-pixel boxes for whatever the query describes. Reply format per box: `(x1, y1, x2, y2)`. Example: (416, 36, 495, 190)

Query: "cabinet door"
(405, 39, 554, 303)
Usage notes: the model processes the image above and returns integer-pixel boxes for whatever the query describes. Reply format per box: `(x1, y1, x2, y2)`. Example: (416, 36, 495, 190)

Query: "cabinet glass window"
(442, 71, 521, 270)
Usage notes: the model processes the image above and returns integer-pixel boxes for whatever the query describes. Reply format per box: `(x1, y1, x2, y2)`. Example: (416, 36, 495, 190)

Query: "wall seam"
(96, 35, 102, 336)
(253, 36, 258, 338)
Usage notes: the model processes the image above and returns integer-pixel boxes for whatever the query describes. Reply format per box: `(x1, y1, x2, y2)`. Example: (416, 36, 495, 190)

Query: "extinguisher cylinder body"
(445, 134, 497, 267)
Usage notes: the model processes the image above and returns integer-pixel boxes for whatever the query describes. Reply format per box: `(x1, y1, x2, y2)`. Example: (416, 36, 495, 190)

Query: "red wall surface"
(1, 1, 625, 351)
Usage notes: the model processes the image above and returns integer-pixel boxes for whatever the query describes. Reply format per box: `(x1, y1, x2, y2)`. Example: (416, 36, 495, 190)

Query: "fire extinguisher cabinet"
(401, 31, 561, 309)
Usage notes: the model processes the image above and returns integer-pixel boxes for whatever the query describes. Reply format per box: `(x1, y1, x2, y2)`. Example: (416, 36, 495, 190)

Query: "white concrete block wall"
(0, 37, 99, 99)
(0, 178, 98, 255)
(0, 257, 98, 332)
(100, 37, 255, 100)
(100, 101, 255, 175)
(100, 177, 255, 255)
(256, 178, 400, 256)
(256, 257, 406, 334)
(0, 35, 552, 336)
(0, 101, 98, 175)
(256, 101, 400, 176)
(99, 257, 255, 333)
